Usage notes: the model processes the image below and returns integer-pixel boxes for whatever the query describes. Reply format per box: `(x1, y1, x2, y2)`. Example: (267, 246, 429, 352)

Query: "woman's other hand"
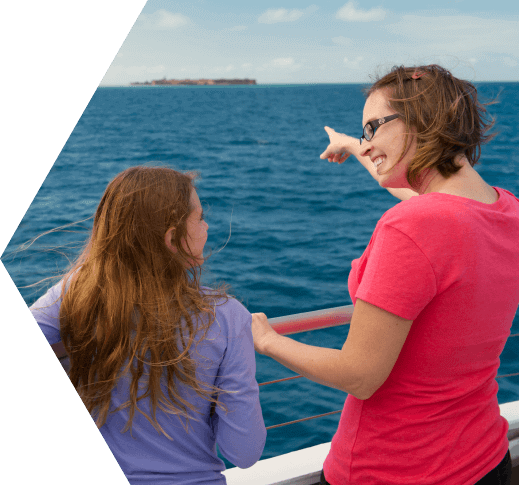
(251, 313, 279, 355)
(320, 126, 358, 164)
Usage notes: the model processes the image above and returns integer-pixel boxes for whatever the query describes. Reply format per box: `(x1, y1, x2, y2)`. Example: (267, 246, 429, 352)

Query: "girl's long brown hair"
(366, 64, 497, 189)
(59, 166, 229, 438)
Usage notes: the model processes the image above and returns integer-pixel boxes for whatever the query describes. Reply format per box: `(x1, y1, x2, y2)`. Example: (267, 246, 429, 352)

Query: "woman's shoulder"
(377, 187, 519, 247)
(375, 194, 471, 247)
(380, 194, 448, 227)
(380, 189, 497, 225)
(495, 186, 519, 206)
(389, 186, 519, 219)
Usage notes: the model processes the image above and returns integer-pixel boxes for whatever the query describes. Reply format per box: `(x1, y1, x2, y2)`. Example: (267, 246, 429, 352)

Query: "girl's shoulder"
(30, 279, 66, 311)
(200, 287, 252, 336)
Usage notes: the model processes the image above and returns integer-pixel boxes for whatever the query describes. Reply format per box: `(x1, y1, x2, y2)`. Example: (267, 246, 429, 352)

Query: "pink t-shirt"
(324, 186, 519, 485)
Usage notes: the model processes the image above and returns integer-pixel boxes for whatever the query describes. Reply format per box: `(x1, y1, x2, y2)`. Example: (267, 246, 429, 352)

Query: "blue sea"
(3, 83, 519, 466)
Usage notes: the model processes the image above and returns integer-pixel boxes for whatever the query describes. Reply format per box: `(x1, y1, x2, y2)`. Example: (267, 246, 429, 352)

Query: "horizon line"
(99, 80, 519, 87)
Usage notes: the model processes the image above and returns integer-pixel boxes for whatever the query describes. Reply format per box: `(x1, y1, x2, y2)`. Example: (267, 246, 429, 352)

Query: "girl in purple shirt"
(31, 166, 266, 484)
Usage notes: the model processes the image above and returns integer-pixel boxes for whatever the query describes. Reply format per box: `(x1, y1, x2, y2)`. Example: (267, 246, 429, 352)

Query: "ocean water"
(3, 83, 519, 466)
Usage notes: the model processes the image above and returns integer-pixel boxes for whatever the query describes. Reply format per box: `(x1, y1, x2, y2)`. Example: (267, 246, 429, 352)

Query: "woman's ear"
(164, 227, 177, 253)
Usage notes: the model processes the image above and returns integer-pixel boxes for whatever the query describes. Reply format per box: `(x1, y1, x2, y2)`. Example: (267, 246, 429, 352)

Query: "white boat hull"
(223, 400, 519, 485)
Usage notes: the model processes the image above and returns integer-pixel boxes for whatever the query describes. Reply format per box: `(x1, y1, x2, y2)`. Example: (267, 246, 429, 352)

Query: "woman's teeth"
(374, 157, 385, 168)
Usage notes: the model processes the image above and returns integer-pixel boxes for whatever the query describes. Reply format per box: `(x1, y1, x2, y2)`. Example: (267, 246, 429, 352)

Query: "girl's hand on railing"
(320, 126, 359, 164)
(251, 312, 280, 355)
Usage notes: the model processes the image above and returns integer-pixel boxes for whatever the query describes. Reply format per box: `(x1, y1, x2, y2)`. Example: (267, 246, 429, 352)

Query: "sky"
(101, 0, 519, 85)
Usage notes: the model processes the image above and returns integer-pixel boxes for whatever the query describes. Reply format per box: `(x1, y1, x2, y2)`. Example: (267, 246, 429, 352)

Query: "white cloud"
(258, 57, 302, 72)
(336, 1, 386, 22)
(503, 57, 518, 67)
(177, 65, 202, 75)
(229, 25, 247, 31)
(386, 15, 519, 55)
(344, 56, 364, 69)
(213, 64, 235, 73)
(242, 63, 253, 68)
(332, 36, 352, 46)
(258, 5, 318, 24)
(138, 10, 190, 30)
(272, 57, 295, 67)
(259, 8, 303, 23)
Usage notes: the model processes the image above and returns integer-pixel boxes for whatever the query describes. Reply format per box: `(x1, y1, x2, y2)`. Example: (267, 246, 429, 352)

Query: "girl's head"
(360, 64, 496, 191)
(92, 165, 206, 272)
(61, 165, 228, 438)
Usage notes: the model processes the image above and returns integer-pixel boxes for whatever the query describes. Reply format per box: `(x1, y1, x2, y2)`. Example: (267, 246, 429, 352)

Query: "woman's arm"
(252, 299, 413, 400)
(320, 126, 419, 202)
(253, 332, 364, 396)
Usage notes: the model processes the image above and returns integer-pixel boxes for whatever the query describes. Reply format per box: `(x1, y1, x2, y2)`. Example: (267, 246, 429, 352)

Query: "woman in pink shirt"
(252, 65, 519, 484)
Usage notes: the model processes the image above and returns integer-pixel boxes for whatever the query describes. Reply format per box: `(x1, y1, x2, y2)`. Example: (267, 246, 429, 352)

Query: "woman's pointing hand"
(320, 126, 359, 164)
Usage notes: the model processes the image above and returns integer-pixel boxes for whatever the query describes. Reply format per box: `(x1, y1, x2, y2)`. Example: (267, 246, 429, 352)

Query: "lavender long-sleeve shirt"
(31, 282, 266, 484)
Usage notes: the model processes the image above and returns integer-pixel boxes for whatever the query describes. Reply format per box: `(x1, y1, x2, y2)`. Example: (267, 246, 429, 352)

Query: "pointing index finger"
(324, 126, 335, 136)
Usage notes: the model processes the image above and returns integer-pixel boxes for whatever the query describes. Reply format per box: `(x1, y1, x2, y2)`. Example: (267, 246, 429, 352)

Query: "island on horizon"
(130, 78, 256, 86)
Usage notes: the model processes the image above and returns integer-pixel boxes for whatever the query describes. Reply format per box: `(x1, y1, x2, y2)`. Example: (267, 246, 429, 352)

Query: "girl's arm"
(51, 341, 67, 359)
(213, 308, 266, 468)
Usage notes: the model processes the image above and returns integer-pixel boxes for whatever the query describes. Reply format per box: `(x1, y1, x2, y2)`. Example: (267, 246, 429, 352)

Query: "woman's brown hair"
(365, 64, 497, 189)
(59, 166, 229, 438)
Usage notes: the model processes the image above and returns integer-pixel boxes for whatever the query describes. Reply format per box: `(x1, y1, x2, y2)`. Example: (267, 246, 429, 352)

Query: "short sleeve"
(355, 223, 437, 320)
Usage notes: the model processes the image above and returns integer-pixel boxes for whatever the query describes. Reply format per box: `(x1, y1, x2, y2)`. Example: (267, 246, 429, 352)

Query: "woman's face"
(360, 89, 417, 190)
(165, 189, 208, 266)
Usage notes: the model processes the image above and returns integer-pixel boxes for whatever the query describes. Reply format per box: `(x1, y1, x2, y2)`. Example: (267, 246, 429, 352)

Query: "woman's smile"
(373, 156, 386, 169)
(360, 89, 417, 190)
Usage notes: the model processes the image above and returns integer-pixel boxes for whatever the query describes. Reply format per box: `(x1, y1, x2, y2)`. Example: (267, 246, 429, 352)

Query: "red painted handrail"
(269, 305, 354, 335)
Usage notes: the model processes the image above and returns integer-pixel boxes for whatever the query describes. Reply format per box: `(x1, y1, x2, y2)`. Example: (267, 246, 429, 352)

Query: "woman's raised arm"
(320, 126, 418, 202)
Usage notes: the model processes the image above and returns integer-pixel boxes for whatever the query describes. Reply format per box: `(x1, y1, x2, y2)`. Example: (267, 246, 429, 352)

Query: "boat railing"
(260, 305, 519, 431)
(49, 305, 519, 484)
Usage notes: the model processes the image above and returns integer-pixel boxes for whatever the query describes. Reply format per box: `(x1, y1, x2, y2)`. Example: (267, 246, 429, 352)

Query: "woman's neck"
(420, 158, 497, 204)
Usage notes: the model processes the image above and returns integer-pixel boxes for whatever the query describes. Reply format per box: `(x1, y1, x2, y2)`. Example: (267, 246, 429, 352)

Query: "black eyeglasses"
(360, 114, 399, 144)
